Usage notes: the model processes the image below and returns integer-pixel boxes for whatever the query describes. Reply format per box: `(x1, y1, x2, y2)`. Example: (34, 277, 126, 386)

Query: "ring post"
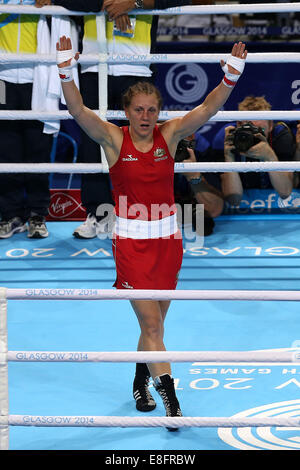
(96, 13, 109, 173)
(0, 288, 9, 450)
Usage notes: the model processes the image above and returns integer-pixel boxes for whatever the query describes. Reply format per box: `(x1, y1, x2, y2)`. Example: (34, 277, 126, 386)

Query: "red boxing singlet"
(109, 125, 183, 290)
(109, 125, 176, 221)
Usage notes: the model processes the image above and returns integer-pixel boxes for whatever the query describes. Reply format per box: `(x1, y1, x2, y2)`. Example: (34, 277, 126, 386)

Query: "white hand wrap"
(56, 48, 77, 83)
(221, 55, 245, 88)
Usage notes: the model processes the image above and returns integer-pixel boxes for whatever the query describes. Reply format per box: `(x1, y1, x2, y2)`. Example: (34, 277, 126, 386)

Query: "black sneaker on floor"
(154, 373, 182, 431)
(133, 376, 156, 412)
(27, 215, 49, 238)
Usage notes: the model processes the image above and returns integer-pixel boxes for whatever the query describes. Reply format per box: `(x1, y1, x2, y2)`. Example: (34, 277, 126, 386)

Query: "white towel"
(31, 15, 79, 135)
(31, 15, 59, 134)
(48, 15, 79, 105)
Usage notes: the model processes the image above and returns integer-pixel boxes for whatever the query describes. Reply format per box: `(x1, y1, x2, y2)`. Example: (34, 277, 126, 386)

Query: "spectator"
(212, 96, 295, 206)
(0, 0, 53, 239)
(293, 122, 300, 187)
(103, 0, 214, 20)
(294, 123, 300, 161)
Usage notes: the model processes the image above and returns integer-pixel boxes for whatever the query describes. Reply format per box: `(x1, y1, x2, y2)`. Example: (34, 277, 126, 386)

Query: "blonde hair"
(122, 81, 163, 110)
(238, 96, 272, 111)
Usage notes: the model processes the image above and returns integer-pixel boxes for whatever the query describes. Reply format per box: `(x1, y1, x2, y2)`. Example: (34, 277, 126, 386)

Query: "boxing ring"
(1, 2, 300, 451)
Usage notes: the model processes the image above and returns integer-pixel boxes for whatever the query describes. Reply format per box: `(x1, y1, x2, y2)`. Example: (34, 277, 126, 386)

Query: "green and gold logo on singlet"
(153, 148, 166, 157)
(154, 148, 168, 162)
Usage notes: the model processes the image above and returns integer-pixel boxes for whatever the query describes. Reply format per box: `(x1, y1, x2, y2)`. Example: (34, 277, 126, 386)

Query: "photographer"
(174, 133, 225, 235)
(212, 96, 295, 206)
(294, 123, 300, 162)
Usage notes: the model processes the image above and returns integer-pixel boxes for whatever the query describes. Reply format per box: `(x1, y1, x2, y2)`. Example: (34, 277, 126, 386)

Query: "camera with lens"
(174, 138, 196, 162)
(231, 122, 265, 153)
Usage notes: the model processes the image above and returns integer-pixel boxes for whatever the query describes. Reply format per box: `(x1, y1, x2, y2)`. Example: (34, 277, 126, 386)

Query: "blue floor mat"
(2, 216, 300, 450)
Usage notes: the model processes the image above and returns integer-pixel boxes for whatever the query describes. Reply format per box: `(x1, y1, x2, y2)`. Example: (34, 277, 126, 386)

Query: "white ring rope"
(1, 3, 300, 15)
(5, 288, 300, 301)
(2, 415, 300, 429)
(0, 110, 299, 121)
(4, 350, 299, 363)
(0, 161, 299, 173)
(1, 52, 299, 65)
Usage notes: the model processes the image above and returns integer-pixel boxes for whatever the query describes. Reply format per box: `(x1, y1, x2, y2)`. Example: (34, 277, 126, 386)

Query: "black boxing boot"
(154, 373, 182, 432)
(133, 363, 156, 412)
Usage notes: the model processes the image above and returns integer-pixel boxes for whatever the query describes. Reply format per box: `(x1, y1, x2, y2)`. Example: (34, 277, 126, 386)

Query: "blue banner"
(157, 25, 300, 38)
(223, 189, 300, 215)
(155, 62, 299, 143)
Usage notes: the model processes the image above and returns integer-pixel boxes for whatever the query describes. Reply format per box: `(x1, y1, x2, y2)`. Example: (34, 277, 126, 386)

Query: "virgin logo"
(48, 191, 86, 220)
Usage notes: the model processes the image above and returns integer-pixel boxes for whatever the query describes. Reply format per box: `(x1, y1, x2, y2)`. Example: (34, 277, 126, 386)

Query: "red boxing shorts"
(112, 232, 183, 290)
